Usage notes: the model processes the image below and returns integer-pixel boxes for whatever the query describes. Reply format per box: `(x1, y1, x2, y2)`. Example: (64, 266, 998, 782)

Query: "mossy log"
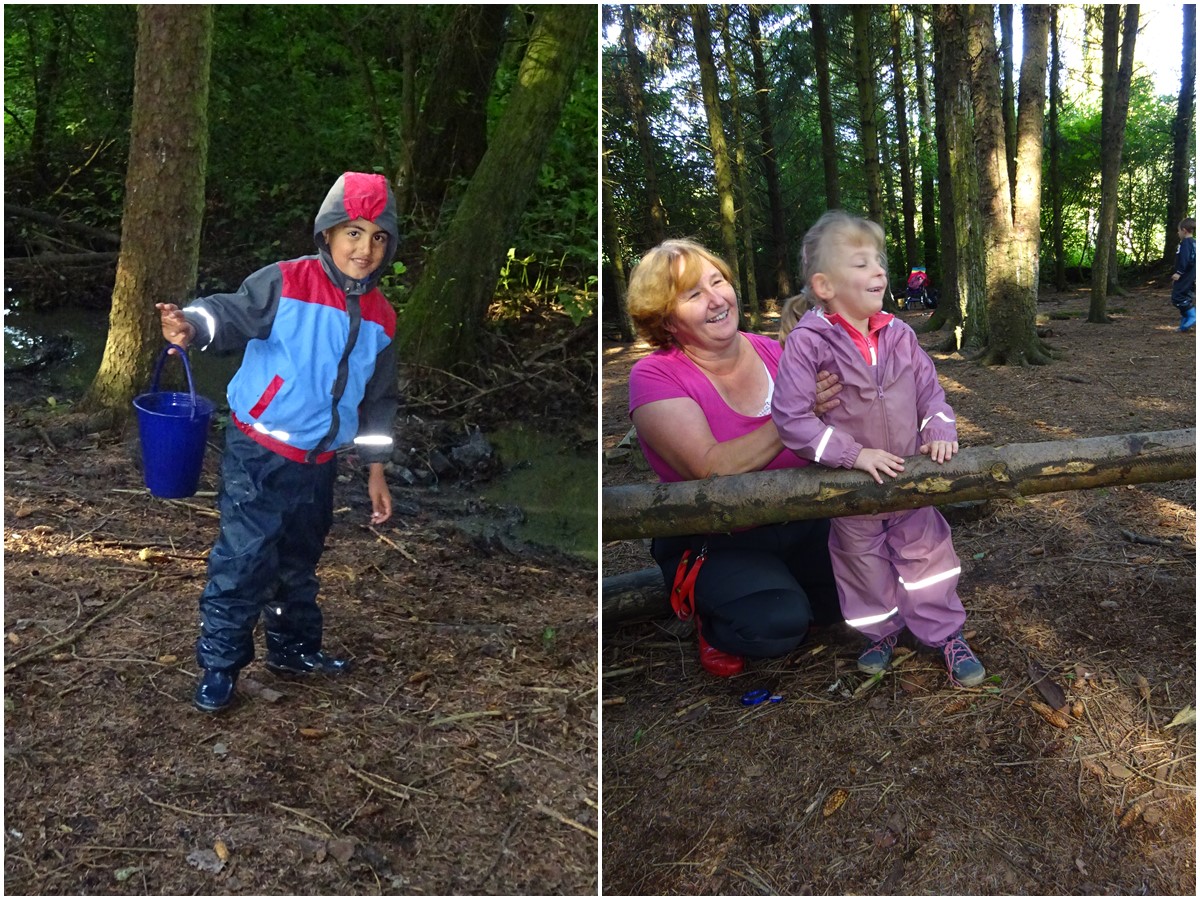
(603, 430, 1195, 542)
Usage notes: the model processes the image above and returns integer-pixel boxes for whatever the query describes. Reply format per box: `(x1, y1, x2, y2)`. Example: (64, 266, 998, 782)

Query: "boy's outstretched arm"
(368, 462, 392, 524)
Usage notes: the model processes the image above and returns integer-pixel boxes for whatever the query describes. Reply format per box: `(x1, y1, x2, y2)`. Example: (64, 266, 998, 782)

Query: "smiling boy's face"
(324, 217, 388, 280)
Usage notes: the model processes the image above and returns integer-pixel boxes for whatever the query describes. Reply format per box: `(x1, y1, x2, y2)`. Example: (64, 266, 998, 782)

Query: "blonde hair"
(797, 210, 888, 312)
(626, 239, 736, 348)
(777, 294, 810, 346)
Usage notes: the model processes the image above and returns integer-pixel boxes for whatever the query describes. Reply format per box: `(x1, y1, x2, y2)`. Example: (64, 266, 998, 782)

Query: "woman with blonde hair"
(625, 238, 843, 676)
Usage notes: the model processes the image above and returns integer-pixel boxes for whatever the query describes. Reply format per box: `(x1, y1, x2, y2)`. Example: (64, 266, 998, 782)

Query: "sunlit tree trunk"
(851, 6, 883, 224)
(810, 4, 841, 210)
(1013, 6, 1049, 296)
(1089, 4, 1139, 324)
(1164, 4, 1196, 263)
(621, 4, 668, 247)
(397, 4, 592, 369)
(81, 5, 212, 419)
(749, 7, 792, 298)
(1049, 7, 1067, 291)
(690, 4, 743, 323)
(603, 151, 636, 343)
(890, 4, 917, 277)
(720, 9, 759, 322)
(999, 4, 1018, 209)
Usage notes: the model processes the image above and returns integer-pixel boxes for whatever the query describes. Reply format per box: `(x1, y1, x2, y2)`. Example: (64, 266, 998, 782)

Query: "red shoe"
(697, 629, 745, 678)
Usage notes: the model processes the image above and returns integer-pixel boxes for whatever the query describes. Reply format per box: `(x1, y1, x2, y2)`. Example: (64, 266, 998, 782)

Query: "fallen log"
(603, 429, 1195, 541)
(4, 203, 121, 245)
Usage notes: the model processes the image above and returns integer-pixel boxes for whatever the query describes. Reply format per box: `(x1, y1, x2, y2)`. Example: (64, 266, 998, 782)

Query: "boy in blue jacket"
(1172, 217, 1195, 332)
(158, 172, 399, 712)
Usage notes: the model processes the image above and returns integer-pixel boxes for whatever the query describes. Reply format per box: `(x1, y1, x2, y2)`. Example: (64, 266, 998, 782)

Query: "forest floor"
(3, 311, 598, 895)
(601, 281, 1196, 896)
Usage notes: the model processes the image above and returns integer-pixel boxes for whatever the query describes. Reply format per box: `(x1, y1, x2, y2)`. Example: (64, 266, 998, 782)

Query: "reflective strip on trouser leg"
(886, 507, 966, 645)
(844, 606, 900, 630)
(899, 566, 962, 592)
(828, 517, 903, 641)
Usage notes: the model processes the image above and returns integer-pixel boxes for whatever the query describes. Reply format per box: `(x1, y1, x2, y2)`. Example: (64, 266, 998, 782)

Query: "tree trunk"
(851, 6, 884, 225)
(1013, 6, 1049, 294)
(968, 4, 1049, 365)
(1089, 5, 1139, 324)
(408, 6, 510, 216)
(999, 4, 1018, 210)
(1049, 7, 1067, 291)
(80, 5, 212, 419)
(749, 7, 792, 298)
(602, 429, 1196, 541)
(721, 9, 760, 324)
(690, 4, 743, 325)
(911, 5, 939, 286)
(621, 5, 668, 247)
(932, 5, 985, 350)
(602, 152, 635, 342)
(397, 4, 592, 370)
(1165, 4, 1196, 263)
(890, 5, 918, 278)
(810, 5, 841, 210)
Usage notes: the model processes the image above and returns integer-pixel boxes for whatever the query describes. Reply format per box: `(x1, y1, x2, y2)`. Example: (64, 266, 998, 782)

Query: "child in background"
(157, 172, 399, 712)
(772, 210, 985, 687)
(1171, 217, 1195, 333)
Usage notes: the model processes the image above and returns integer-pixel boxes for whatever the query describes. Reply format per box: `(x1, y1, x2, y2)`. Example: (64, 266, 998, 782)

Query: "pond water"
(5, 298, 597, 561)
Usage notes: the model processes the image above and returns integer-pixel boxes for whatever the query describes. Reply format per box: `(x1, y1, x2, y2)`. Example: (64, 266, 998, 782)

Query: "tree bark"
(1013, 6, 1049, 293)
(602, 152, 636, 342)
(691, 4, 742, 325)
(810, 5, 841, 211)
(999, 4, 1018, 209)
(1049, 7, 1067, 291)
(1165, 4, 1196, 263)
(1089, 5, 1139, 323)
(890, 4, 918, 277)
(748, 7, 792, 298)
(80, 5, 212, 418)
(721, 9, 760, 324)
(396, 4, 592, 370)
(968, 3, 1049, 365)
(602, 429, 1196, 541)
(621, 5, 668, 247)
(851, 6, 884, 225)
(911, 5, 939, 286)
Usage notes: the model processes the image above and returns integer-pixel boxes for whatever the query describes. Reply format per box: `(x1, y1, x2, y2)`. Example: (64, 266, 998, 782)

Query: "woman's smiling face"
(666, 257, 739, 346)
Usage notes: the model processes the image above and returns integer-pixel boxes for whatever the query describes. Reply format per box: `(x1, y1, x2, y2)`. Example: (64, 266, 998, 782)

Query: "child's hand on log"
(852, 447, 905, 484)
(920, 439, 959, 464)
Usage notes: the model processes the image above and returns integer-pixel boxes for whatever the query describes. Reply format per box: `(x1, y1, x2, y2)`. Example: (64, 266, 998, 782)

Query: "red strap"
(670, 548, 706, 621)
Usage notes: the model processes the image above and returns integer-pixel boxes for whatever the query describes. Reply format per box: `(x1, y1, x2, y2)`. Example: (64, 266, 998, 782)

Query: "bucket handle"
(149, 343, 201, 420)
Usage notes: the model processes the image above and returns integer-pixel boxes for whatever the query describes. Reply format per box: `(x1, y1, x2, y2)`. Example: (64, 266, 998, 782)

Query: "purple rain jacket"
(772, 308, 957, 471)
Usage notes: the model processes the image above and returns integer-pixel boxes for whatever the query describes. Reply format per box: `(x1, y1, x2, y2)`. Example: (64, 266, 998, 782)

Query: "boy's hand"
(156, 303, 195, 351)
(919, 439, 959, 464)
(1172, 273, 1181, 282)
(367, 463, 392, 524)
(852, 447, 905, 484)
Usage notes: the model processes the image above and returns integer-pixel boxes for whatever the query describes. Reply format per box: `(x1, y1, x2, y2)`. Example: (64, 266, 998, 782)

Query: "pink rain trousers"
(828, 506, 965, 646)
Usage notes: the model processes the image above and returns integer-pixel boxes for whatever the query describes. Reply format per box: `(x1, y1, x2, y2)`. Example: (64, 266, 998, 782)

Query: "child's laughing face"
(325, 217, 388, 281)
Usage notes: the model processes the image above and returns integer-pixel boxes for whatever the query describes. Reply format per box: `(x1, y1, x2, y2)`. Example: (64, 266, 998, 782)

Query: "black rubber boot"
(194, 669, 237, 712)
(265, 651, 352, 676)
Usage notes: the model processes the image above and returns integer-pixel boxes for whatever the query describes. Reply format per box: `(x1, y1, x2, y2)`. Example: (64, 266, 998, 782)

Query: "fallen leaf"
(214, 839, 230, 861)
(822, 788, 849, 818)
(1142, 807, 1163, 826)
(239, 678, 284, 702)
(158, 654, 178, 664)
(14, 506, 33, 518)
(299, 728, 327, 739)
(1164, 704, 1195, 729)
(138, 548, 167, 563)
(1028, 661, 1067, 710)
(407, 671, 431, 684)
(1135, 675, 1151, 702)
(186, 848, 225, 874)
(1104, 760, 1135, 780)
(113, 866, 141, 882)
(327, 838, 355, 864)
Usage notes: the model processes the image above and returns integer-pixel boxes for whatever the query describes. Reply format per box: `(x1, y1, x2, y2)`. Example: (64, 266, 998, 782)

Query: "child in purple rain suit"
(772, 210, 985, 687)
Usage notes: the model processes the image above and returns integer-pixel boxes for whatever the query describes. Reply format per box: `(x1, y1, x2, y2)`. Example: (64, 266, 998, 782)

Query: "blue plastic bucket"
(132, 344, 216, 499)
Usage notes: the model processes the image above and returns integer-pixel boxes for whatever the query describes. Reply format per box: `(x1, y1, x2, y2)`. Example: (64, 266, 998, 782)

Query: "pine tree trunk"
(968, 4, 1048, 365)
(810, 5, 841, 210)
(602, 430, 1196, 541)
(890, 4, 918, 277)
(397, 4, 592, 370)
(748, 8, 792, 299)
(1013, 6, 1049, 294)
(621, 5, 668, 247)
(1049, 8, 1067, 292)
(999, 5, 1018, 210)
(851, 7, 884, 224)
(1089, 5, 1139, 323)
(911, 5, 940, 286)
(721, 10, 759, 324)
(1165, 4, 1196, 263)
(690, 4, 742, 323)
(80, 5, 212, 420)
(602, 153, 635, 342)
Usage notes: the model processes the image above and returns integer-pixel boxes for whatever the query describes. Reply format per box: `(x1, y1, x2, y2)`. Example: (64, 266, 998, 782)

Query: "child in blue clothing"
(1172, 217, 1195, 332)
(157, 172, 399, 712)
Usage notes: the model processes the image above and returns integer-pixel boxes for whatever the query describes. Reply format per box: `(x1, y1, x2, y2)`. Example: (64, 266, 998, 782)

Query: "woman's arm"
(632, 397, 783, 479)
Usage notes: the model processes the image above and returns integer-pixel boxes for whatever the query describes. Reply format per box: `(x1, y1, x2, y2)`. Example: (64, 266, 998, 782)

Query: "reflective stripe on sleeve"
(813, 426, 834, 464)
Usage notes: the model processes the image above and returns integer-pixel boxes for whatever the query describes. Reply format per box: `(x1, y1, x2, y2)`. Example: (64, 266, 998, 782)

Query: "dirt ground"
(3, 317, 598, 895)
(601, 283, 1196, 895)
